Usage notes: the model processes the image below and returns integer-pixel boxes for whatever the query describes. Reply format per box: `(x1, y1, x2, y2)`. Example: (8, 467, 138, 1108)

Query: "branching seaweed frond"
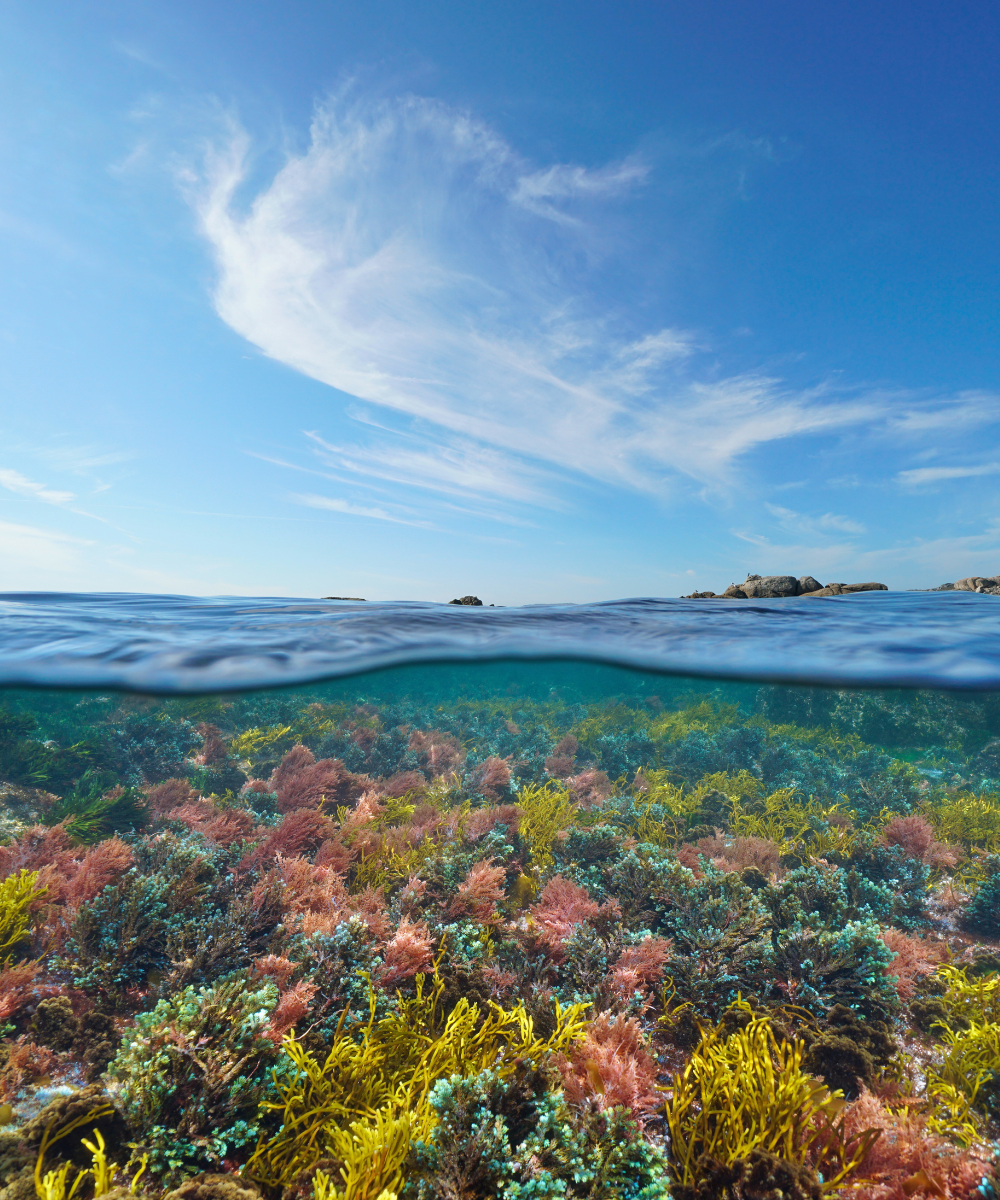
(517, 781, 578, 874)
(728, 788, 852, 858)
(33, 1107, 114, 1200)
(248, 969, 589, 1192)
(664, 1000, 879, 1195)
(229, 725, 294, 762)
(0, 869, 47, 964)
(929, 789, 1000, 853)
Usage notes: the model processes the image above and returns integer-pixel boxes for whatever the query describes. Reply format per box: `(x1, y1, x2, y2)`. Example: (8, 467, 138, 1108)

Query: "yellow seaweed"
(664, 1001, 878, 1194)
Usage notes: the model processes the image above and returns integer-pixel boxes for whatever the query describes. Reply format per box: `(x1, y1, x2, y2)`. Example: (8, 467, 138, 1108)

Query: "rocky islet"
(685, 572, 1000, 599)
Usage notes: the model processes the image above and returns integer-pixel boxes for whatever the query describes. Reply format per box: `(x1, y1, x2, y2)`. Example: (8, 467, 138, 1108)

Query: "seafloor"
(0, 664, 997, 1200)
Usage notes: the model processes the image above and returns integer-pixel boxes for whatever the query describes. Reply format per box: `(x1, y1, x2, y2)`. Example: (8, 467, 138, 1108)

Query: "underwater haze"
(0, 595, 998, 1200)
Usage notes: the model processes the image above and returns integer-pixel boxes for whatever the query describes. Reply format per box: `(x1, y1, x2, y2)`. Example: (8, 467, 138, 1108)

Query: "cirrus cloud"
(187, 90, 1000, 524)
(0, 468, 75, 506)
(189, 92, 894, 505)
(898, 462, 1000, 486)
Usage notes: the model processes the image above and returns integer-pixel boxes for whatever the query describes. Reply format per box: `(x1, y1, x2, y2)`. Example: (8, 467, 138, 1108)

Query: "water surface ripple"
(2, 591, 1000, 693)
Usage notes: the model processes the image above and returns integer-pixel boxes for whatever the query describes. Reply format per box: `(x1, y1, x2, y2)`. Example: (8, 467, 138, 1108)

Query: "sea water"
(0, 591, 997, 1198)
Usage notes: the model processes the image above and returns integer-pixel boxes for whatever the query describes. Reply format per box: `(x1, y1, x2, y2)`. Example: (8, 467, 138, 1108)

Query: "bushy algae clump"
(0, 671, 996, 1200)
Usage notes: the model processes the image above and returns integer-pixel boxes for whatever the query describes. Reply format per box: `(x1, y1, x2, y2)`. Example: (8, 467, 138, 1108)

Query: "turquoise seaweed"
(108, 974, 282, 1179)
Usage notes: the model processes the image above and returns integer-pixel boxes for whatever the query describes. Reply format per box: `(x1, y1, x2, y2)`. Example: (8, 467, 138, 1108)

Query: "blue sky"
(1, 1, 998, 602)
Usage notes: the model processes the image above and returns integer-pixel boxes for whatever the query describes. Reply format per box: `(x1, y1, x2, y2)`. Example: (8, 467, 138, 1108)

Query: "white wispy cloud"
(190, 93, 898, 503)
(291, 492, 434, 527)
(303, 430, 558, 506)
(511, 157, 649, 223)
(0, 468, 75, 506)
(889, 391, 1000, 435)
(765, 503, 867, 536)
(897, 463, 1000, 486)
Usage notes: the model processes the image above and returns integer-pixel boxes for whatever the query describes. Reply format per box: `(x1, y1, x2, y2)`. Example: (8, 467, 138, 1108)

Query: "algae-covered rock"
(801, 1004, 895, 1096)
(911, 995, 950, 1033)
(20, 1083, 128, 1166)
(162, 1174, 261, 1200)
(0, 1085, 129, 1200)
(686, 1149, 821, 1200)
(0, 1132, 34, 1200)
(31, 997, 78, 1051)
(29, 1002, 117, 1081)
(974, 738, 1000, 777)
(76, 1011, 118, 1081)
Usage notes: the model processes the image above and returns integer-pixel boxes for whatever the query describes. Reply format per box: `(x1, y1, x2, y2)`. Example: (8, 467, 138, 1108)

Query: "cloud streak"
(0, 468, 75, 506)
(897, 462, 1000, 486)
(291, 492, 433, 527)
(765, 503, 867, 536)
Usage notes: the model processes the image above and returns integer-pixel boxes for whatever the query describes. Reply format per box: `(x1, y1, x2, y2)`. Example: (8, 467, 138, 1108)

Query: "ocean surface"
(1, 589, 999, 693)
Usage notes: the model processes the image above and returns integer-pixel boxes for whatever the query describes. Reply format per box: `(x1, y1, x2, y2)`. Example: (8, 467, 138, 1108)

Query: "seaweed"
(43, 771, 148, 845)
(517, 782, 578, 878)
(109, 975, 282, 1179)
(502, 1095, 672, 1199)
(800, 1004, 896, 1097)
(962, 854, 1000, 933)
(107, 710, 199, 787)
(0, 708, 99, 794)
(0, 871, 46, 964)
(69, 834, 281, 998)
(406, 1069, 515, 1199)
(664, 1002, 879, 1199)
(2, 676, 997, 1200)
(246, 969, 588, 1193)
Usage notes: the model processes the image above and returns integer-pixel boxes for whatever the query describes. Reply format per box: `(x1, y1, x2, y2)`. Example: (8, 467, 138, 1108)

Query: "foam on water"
(1, 590, 1000, 692)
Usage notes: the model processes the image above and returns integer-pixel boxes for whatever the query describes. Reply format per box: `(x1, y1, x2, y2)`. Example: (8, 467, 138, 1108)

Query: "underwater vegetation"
(0, 670, 996, 1200)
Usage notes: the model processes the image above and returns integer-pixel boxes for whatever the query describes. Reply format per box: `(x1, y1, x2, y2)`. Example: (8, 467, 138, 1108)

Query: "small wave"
(1, 591, 999, 693)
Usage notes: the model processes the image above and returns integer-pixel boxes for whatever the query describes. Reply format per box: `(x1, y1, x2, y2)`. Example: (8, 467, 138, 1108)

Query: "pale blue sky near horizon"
(1, 0, 998, 603)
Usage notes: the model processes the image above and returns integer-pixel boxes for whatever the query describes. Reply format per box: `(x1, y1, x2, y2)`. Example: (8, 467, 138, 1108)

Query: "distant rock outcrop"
(740, 575, 799, 598)
(449, 595, 484, 606)
(953, 575, 1000, 595)
(684, 574, 888, 599)
(802, 582, 890, 597)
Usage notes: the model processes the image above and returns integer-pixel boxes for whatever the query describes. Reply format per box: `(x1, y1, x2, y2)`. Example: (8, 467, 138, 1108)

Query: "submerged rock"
(29, 1001, 117, 1081)
(974, 738, 1000, 776)
(162, 1175, 262, 1200)
(0, 1132, 34, 1200)
(684, 1149, 822, 1200)
(31, 997, 77, 1051)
